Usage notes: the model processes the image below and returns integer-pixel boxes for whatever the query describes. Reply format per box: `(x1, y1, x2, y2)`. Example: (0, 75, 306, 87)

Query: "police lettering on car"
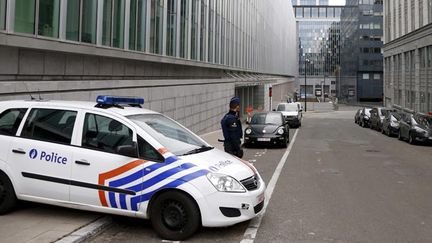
(221, 97, 244, 158)
(0, 96, 265, 241)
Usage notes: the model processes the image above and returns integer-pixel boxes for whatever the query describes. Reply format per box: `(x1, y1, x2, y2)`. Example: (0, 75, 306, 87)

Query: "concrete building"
(293, 0, 342, 101)
(0, 0, 297, 134)
(383, 0, 432, 114)
(340, 0, 383, 103)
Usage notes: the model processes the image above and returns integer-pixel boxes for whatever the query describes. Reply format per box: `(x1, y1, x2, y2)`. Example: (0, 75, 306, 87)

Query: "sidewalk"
(0, 130, 226, 243)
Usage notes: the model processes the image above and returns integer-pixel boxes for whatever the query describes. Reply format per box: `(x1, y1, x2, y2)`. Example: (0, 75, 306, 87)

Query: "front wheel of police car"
(0, 172, 17, 215)
(150, 190, 201, 241)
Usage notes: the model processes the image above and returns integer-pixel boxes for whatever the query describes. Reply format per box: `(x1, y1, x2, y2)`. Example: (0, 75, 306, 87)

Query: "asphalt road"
(89, 107, 432, 243)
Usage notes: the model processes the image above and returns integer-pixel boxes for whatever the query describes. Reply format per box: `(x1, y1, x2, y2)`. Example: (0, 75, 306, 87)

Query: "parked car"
(370, 107, 393, 131)
(275, 102, 302, 128)
(0, 96, 266, 240)
(381, 111, 402, 137)
(398, 112, 432, 144)
(354, 109, 361, 124)
(359, 107, 372, 127)
(244, 112, 289, 148)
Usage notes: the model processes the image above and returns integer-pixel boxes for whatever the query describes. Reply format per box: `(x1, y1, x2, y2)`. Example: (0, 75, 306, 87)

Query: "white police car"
(0, 96, 265, 240)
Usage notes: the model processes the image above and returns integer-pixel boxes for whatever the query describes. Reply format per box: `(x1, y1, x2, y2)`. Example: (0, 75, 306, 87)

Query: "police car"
(0, 96, 265, 240)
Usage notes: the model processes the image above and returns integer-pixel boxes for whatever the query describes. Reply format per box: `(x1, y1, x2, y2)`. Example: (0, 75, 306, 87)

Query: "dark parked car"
(244, 112, 289, 148)
(381, 111, 402, 137)
(370, 107, 393, 131)
(398, 113, 432, 144)
(359, 107, 372, 127)
(354, 109, 361, 124)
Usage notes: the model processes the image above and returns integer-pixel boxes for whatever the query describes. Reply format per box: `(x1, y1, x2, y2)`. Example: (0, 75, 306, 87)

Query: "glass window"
(112, 0, 125, 48)
(15, 0, 35, 34)
(82, 113, 133, 154)
(327, 7, 334, 17)
(335, 7, 341, 17)
(166, 0, 176, 56)
(0, 108, 27, 136)
(150, 0, 163, 54)
(21, 109, 77, 144)
(81, 0, 97, 44)
(191, 0, 198, 60)
(180, 0, 188, 58)
(363, 73, 370, 79)
(374, 74, 381, 79)
(296, 8, 303, 18)
(102, 0, 113, 46)
(199, 0, 207, 61)
(0, 0, 6, 30)
(66, 0, 80, 41)
(137, 136, 163, 161)
(304, 8, 311, 18)
(251, 113, 283, 126)
(129, 0, 137, 50)
(312, 8, 318, 17)
(319, 8, 326, 18)
(137, 0, 147, 51)
(129, 114, 207, 156)
(38, 0, 60, 38)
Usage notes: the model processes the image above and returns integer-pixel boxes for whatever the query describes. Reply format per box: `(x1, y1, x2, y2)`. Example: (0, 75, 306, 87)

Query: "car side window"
(21, 108, 77, 144)
(82, 113, 133, 154)
(0, 108, 27, 136)
(137, 136, 164, 162)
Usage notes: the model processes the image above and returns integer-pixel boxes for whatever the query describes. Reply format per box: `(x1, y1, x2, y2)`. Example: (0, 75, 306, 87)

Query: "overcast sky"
(329, 0, 346, 5)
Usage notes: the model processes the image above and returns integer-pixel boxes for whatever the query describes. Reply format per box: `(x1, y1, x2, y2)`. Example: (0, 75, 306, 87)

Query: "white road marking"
(240, 129, 300, 243)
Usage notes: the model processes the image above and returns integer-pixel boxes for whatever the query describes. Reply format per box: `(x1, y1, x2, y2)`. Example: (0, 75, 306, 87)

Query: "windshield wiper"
(182, 146, 214, 156)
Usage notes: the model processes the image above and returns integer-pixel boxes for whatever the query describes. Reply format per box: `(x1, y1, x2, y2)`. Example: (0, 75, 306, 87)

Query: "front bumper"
(412, 131, 432, 143)
(198, 180, 266, 227)
(244, 134, 286, 145)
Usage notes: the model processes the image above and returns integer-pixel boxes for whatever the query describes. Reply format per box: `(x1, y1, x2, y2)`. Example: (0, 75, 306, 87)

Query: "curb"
(55, 216, 112, 243)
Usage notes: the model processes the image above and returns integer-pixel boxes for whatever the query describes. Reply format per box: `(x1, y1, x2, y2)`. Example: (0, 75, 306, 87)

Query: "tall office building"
(0, 0, 297, 134)
(293, 0, 343, 100)
(340, 0, 383, 103)
(383, 0, 432, 114)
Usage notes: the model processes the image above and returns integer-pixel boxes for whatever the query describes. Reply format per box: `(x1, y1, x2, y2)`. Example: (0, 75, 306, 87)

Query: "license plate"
(257, 138, 271, 142)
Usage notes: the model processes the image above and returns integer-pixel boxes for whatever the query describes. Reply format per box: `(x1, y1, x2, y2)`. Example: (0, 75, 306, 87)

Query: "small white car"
(275, 102, 302, 128)
(0, 96, 265, 240)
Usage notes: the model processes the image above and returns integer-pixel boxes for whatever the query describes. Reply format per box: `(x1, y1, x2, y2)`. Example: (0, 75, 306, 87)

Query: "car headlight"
(206, 173, 246, 193)
(390, 121, 399, 127)
(277, 128, 284, 135)
(364, 116, 369, 120)
(245, 128, 252, 135)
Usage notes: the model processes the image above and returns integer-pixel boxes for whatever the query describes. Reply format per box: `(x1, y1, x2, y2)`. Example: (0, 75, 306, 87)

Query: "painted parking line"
(240, 128, 300, 243)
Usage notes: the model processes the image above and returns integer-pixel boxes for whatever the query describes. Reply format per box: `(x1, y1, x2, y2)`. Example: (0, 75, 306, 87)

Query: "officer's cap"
(230, 97, 240, 106)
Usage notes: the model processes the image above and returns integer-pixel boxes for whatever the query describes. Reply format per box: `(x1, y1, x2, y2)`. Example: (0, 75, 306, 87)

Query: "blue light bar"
(96, 95, 144, 105)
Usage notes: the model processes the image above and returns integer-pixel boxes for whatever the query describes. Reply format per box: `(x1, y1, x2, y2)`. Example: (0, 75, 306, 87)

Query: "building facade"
(383, 0, 432, 114)
(293, 1, 343, 101)
(340, 0, 384, 103)
(0, 0, 297, 134)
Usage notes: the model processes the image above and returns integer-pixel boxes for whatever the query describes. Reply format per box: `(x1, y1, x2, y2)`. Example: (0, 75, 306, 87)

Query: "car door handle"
(12, 149, 26, 154)
(75, 160, 90, 166)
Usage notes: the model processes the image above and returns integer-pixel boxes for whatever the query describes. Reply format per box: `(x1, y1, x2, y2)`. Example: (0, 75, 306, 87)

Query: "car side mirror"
(117, 143, 138, 158)
(246, 121, 250, 125)
(299, 109, 303, 112)
(272, 109, 276, 111)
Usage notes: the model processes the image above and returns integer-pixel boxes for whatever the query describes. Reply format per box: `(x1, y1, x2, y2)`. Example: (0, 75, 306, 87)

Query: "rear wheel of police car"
(0, 172, 17, 215)
(150, 190, 201, 240)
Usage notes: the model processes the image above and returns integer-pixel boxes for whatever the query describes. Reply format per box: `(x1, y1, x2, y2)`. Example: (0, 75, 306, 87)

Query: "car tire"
(408, 133, 416, 145)
(0, 172, 17, 215)
(150, 190, 201, 241)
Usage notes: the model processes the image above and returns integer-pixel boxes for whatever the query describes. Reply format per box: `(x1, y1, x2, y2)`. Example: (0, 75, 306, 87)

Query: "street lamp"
(304, 58, 310, 112)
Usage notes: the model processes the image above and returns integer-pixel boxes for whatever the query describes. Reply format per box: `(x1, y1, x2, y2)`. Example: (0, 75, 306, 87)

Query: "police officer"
(221, 97, 243, 158)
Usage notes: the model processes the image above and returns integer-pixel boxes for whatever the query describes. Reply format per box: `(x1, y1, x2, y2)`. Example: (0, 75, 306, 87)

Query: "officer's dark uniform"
(221, 98, 243, 158)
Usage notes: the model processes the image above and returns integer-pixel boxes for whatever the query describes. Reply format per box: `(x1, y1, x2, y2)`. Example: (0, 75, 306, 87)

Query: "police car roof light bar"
(95, 95, 145, 109)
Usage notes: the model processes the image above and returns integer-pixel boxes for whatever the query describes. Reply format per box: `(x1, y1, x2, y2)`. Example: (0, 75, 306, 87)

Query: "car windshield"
(414, 115, 432, 127)
(251, 113, 282, 125)
(277, 103, 298, 112)
(128, 114, 210, 156)
(380, 109, 389, 116)
(390, 112, 401, 121)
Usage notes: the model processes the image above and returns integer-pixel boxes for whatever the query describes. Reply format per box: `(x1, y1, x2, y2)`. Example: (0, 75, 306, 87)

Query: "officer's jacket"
(221, 110, 243, 143)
